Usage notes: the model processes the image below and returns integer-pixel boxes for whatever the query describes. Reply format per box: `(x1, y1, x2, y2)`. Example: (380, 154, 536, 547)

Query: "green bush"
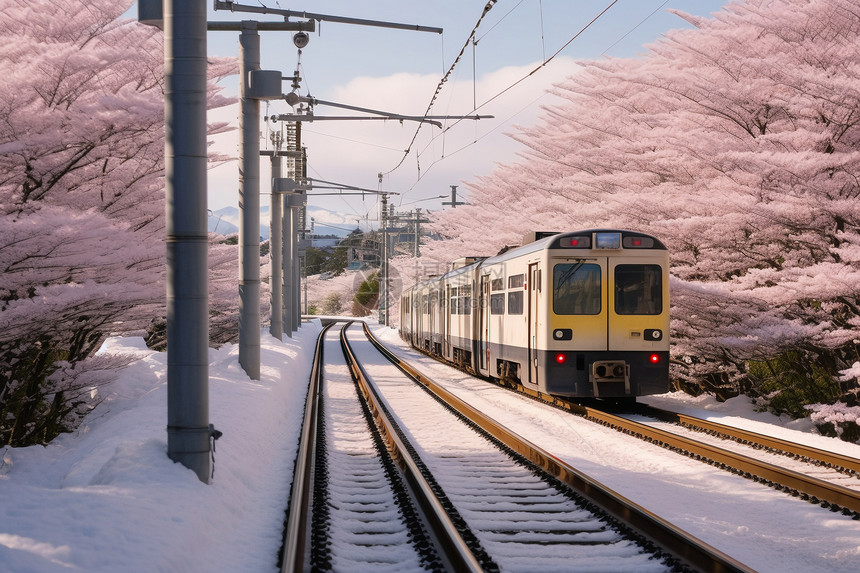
(747, 351, 843, 418)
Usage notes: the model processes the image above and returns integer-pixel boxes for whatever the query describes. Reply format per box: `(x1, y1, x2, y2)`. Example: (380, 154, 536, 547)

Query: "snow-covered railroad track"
(397, 332, 860, 519)
(636, 406, 860, 477)
(626, 405, 860, 500)
(281, 323, 441, 572)
(351, 323, 753, 573)
(572, 405, 860, 517)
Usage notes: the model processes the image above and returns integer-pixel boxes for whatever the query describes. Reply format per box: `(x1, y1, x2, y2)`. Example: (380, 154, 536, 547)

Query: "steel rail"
(394, 326, 860, 518)
(340, 323, 485, 573)
(637, 405, 860, 476)
(280, 323, 333, 573)
(578, 406, 860, 515)
(362, 323, 754, 573)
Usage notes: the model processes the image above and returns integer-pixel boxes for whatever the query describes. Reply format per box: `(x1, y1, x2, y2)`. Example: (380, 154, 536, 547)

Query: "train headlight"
(644, 329, 662, 341)
(553, 328, 573, 341)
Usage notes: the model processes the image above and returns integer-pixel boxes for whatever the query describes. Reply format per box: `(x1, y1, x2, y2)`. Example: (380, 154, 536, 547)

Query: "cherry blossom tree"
(0, 0, 236, 446)
(405, 0, 860, 414)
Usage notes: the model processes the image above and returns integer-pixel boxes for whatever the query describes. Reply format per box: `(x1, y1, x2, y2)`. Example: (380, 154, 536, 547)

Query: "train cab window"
(615, 264, 663, 315)
(553, 262, 601, 315)
(490, 293, 505, 314)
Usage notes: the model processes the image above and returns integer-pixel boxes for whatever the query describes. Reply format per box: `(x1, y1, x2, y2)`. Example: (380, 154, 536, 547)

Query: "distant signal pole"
(443, 185, 467, 208)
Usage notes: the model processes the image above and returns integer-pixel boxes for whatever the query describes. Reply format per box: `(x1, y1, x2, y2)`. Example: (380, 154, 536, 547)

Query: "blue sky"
(170, 1, 731, 230)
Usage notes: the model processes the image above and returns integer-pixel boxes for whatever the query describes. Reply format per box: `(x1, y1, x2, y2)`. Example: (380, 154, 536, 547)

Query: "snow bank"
(0, 322, 321, 573)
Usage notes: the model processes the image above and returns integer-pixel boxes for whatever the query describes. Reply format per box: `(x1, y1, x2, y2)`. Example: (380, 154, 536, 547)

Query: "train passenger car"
(400, 230, 670, 400)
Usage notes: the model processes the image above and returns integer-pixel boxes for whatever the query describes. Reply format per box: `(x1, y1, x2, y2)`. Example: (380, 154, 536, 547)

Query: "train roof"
(481, 229, 666, 265)
(405, 229, 666, 292)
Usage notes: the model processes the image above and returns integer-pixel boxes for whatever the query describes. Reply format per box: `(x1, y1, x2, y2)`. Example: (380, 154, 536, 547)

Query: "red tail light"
(555, 353, 566, 364)
(649, 353, 660, 364)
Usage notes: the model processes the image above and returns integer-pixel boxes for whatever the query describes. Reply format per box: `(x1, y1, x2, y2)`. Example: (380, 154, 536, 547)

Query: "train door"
(444, 284, 452, 359)
(416, 292, 423, 347)
(478, 274, 490, 375)
(527, 263, 541, 385)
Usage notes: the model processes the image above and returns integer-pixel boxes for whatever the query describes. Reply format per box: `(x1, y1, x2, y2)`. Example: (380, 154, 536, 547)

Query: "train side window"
(491, 278, 504, 291)
(490, 293, 505, 314)
(508, 274, 524, 289)
(553, 263, 601, 315)
(507, 291, 524, 315)
(615, 264, 663, 315)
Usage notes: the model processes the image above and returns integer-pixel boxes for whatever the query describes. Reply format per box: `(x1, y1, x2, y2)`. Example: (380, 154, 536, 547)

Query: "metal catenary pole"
(238, 22, 262, 380)
(268, 132, 283, 340)
(162, 0, 212, 484)
(379, 193, 388, 325)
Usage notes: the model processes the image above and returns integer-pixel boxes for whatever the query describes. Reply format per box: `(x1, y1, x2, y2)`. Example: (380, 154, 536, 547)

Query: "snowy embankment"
(2, 319, 859, 572)
(0, 322, 321, 573)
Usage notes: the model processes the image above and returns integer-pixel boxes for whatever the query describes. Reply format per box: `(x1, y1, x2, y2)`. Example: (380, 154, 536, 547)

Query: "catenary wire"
(382, 0, 619, 197)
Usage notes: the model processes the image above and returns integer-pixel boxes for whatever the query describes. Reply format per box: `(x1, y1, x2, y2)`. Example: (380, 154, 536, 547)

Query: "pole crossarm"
(260, 149, 303, 158)
(282, 93, 443, 127)
(307, 178, 399, 196)
(272, 176, 399, 196)
(279, 93, 493, 127)
(213, 0, 442, 34)
(207, 20, 315, 32)
(271, 114, 439, 126)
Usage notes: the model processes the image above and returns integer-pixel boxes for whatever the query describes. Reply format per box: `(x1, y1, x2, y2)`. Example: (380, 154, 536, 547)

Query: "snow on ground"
(1, 318, 859, 572)
(0, 322, 321, 573)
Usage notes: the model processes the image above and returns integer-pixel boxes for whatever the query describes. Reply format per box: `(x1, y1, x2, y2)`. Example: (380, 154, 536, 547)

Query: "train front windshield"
(553, 262, 663, 316)
(553, 263, 601, 315)
(614, 265, 662, 315)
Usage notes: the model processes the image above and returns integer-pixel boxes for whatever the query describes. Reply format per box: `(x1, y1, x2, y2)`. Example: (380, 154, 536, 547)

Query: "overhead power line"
(380, 0, 620, 194)
(380, 0, 500, 177)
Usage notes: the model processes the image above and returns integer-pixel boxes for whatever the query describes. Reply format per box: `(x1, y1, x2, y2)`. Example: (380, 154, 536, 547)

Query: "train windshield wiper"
(556, 261, 585, 289)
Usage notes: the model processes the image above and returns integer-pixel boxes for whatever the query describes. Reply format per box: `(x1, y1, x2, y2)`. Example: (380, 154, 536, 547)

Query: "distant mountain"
(208, 204, 360, 239)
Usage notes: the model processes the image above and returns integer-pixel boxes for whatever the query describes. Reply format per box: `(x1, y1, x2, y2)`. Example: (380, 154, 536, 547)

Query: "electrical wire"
(600, 0, 669, 55)
(380, 0, 500, 177)
(381, 0, 619, 195)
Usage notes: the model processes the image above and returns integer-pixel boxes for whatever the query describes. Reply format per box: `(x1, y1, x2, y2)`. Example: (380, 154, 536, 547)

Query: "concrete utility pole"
(293, 123, 304, 333)
(209, 7, 314, 377)
(407, 208, 430, 257)
(238, 23, 262, 379)
(379, 193, 389, 326)
(140, 0, 214, 484)
(268, 132, 283, 340)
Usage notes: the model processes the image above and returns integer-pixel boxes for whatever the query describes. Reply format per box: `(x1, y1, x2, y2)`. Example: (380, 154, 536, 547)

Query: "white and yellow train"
(400, 230, 670, 401)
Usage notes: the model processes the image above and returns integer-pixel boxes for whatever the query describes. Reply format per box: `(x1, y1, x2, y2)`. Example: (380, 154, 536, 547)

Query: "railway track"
(513, 393, 860, 517)
(633, 404, 860, 479)
(281, 321, 753, 572)
(396, 331, 860, 518)
(587, 405, 860, 517)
